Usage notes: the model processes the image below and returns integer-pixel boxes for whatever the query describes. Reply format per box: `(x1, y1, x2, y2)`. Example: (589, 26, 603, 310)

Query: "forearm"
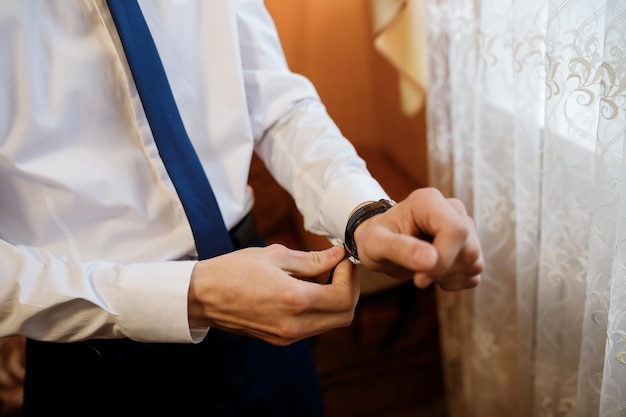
(236, 0, 389, 242)
(255, 99, 390, 242)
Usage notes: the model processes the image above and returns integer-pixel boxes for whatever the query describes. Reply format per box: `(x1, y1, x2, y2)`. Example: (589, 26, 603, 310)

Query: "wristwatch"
(343, 199, 396, 264)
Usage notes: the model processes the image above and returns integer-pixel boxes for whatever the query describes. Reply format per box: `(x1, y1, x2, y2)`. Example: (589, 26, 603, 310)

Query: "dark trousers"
(24, 333, 323, 416)
(23, 216, 325, 416)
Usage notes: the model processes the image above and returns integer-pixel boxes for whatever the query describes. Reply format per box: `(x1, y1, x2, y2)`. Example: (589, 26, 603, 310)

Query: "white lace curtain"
(424, 0, 626, 416)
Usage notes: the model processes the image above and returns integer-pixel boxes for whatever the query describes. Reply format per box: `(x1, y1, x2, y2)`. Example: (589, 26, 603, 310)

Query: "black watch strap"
(343, 199, 396, 264)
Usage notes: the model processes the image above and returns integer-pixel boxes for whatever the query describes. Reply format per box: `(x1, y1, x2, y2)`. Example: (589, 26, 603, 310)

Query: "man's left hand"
(353, 187, 484, 291)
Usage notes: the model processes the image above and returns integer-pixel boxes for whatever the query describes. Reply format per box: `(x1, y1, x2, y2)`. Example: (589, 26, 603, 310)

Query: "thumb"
(283, 245, 346, 279)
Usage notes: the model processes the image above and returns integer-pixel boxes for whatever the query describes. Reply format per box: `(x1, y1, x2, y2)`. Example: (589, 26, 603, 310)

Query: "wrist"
(187, 261, 210, 330)
(343, 199, 396, 264)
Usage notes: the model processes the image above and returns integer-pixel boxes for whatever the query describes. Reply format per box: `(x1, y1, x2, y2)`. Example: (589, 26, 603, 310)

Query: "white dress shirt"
(0, 0, 388, 343)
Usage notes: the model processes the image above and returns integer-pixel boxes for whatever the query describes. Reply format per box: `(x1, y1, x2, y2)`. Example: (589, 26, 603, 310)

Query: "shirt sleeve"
(0, 239, 199, 343)
(235, 0, 390, 243)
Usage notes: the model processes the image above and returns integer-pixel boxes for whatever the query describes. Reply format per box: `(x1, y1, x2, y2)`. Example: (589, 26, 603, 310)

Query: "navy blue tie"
(106, 0, 233, 259)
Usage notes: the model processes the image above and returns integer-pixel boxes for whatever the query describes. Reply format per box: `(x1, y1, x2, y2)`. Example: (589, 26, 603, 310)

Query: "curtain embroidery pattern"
(424, 0, 626, 416)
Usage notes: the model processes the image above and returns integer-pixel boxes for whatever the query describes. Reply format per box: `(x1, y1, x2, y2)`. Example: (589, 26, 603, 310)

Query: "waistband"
(228, 211, 262, 250)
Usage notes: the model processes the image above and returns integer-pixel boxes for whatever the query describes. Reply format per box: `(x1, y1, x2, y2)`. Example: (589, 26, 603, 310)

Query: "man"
(0, 1, 483, 416)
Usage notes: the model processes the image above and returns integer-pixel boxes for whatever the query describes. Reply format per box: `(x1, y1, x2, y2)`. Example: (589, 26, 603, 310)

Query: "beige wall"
(265, 0, 429, 187)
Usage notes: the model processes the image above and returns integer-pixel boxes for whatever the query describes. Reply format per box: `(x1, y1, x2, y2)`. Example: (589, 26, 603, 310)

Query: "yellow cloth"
(371, 0, 428, 117)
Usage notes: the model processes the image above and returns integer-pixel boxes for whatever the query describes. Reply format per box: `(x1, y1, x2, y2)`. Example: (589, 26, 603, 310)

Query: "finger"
(446, 198, 483, 267)
(271, 244, 346, 279)
(268, 245, 357, 314)
(366, 227, 439, 272)
(461, 216, 483, 266)
(307, 258, 359, 313)
(413, 273, 434, 289)
(208, 272, 358, 345)
(261, 261, 359, 342)
(324, 253, 347, 284)
(233, 309, 356, 346)
(432, 217, 483, 281)
(210, 319, 317, 347)
(446, 197, 469, 217)
(423, 205, 471, 277)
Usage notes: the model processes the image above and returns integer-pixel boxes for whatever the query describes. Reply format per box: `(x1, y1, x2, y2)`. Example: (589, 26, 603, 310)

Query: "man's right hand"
(187, 244, 358, 346)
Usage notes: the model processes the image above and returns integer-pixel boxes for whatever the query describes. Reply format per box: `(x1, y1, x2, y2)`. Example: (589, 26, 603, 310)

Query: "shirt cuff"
(317, 174, 390, 244)
(116, 260, 202, 343)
